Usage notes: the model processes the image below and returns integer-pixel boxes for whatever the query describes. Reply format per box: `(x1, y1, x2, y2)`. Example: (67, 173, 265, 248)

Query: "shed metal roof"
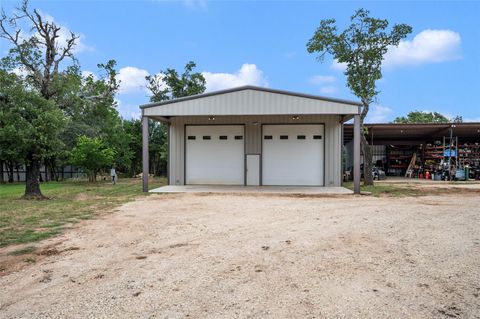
(141, 86, 361, 117)
(344, 122, 480, 145)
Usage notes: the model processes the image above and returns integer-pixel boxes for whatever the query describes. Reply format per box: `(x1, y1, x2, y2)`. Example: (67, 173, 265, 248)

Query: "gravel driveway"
(1, 192, 479, 318)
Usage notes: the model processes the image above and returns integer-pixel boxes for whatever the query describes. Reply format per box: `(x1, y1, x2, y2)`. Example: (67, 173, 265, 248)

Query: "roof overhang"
(344, 122, 480, 144)
(141, 86, 361, 117)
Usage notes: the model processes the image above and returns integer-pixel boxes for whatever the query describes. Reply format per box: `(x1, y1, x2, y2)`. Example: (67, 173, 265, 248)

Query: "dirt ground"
(1, 191, 479, 318)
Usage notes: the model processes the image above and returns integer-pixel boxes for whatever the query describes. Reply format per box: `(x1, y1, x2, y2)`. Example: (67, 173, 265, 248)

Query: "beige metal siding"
(144, 89, 359, 117)
(168, 115, 342, 186)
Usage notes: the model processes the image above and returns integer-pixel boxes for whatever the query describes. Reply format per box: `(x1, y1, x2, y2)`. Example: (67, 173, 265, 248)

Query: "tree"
(306, 9, 412, 185)
(70, 136, 115, 182)
(0, 69, 65, 197)
(148, 122, 168, 176)
(452, 116, 463, 123)
(144, 61, 206, 176)
(0, 71, 25, 184)
(393, 111, 450, 124)
(56, 60, 134, 176)
(393, 111, 463, 124)
(122, 119, 142, 176)
(146, 61, 206, 102)
(1, 0, 78, 197)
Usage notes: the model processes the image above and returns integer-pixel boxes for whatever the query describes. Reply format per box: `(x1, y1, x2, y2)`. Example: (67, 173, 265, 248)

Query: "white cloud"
(202, 63, 268, 92)
(384, 29, 461, 68)
(115, 98, 141, 119)
(72, 34, 94, 53)
(330, 29, 461, 71)
(309, 75, 336, 85)
(309, 75, 338, 94)
(12, 66, 30, 78)
(365, 105, 393, 123)
(36, 10, 94, 54)
(331, 59, 347, 72)
(117, 66, 150, 94)
(319, 86, 338, 94)
(81, 70, 97, 80)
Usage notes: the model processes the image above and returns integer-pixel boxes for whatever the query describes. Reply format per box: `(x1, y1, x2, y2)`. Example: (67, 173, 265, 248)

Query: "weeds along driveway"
(1, 193, 479, 318)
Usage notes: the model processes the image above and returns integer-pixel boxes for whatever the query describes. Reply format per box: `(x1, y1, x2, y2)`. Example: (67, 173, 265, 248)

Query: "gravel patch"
(1, 193, 479, 318)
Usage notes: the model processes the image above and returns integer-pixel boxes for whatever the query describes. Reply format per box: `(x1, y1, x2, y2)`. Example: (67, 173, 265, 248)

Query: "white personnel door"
(262, 124, 324, 186)
(185, 125, 244, 185)
(246, 154, 260, 186)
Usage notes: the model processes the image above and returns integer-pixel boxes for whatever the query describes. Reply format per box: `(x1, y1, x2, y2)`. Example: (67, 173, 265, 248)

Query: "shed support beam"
(353, 114, 361, 194)
(142, 116, 149, 192)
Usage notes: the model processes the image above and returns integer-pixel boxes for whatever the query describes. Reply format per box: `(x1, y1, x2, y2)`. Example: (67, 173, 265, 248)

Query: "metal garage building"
(140, 86, 362, 192)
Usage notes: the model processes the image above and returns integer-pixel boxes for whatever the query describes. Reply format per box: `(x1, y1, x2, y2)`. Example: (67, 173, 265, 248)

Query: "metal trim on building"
(140, 85, 362, 109)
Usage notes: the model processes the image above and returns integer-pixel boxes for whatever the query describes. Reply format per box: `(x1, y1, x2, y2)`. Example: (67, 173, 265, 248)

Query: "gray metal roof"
(140, 85, 362, 109)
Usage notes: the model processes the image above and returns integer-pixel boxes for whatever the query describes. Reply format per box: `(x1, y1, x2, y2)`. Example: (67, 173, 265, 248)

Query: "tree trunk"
(360, 100, 374, 186)
(24, 154, 45, 199)
(0, 160, 4, 184)
(361, 132, 374, 185)
(151, 159, 157, 177)
(8, 162, 14, 183)
(88, 171, 96, 183)
(49, 161, 57, 181)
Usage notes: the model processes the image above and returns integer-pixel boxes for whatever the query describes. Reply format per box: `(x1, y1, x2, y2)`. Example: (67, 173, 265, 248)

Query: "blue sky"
(1, 0, 479, 122)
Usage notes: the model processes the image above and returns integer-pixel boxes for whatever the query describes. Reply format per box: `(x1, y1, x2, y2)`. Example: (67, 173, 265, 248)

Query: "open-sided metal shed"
(140, 86, 362, 193)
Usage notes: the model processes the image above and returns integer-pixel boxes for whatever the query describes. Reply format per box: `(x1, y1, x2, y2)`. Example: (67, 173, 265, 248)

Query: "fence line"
(0, 164, 85, 183)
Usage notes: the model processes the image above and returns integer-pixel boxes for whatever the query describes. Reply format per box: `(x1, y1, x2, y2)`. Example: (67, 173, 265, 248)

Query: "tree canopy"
(70, 136, 115, 182)
(307, 9, 412, 109)
(0, 69, 65, 196)
(146, 61, 206, 102)
(144, 61, 207, 176)
(306, 8, 412, 185)
(0, 0, 78, 197)
(393, 111, 462, 124)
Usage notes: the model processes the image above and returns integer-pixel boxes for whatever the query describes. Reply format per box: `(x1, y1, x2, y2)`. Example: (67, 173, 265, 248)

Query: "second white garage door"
(262, 124, 324, 186)
(185, 125, 244, 185)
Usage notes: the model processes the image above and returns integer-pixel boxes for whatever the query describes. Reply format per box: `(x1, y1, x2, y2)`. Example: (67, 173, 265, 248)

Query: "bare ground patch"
(0, 192, 479, 318)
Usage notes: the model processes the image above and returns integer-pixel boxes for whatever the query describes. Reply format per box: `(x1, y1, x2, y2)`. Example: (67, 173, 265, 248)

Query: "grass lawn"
(0, 178, 166, 248)
(343, 181, 420, 197)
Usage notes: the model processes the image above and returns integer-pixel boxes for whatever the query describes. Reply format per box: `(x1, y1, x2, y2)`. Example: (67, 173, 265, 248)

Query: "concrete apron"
(150, 185, 353, 195)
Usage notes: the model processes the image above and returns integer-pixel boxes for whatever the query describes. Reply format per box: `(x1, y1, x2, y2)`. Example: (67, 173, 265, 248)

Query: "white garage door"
(262, 124, 324, 186)
(186, 125, 244, 185)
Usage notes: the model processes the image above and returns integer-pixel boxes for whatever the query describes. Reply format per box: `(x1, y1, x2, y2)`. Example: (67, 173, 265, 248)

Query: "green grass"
(23, 256, 36, 263)
(343, 181, 419, 197)
(0, 178, 166, 247)
(8, 245, 37, 256)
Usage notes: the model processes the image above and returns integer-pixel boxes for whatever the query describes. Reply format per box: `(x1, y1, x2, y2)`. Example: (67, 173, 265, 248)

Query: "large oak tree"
(1, 0, 78, 197)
